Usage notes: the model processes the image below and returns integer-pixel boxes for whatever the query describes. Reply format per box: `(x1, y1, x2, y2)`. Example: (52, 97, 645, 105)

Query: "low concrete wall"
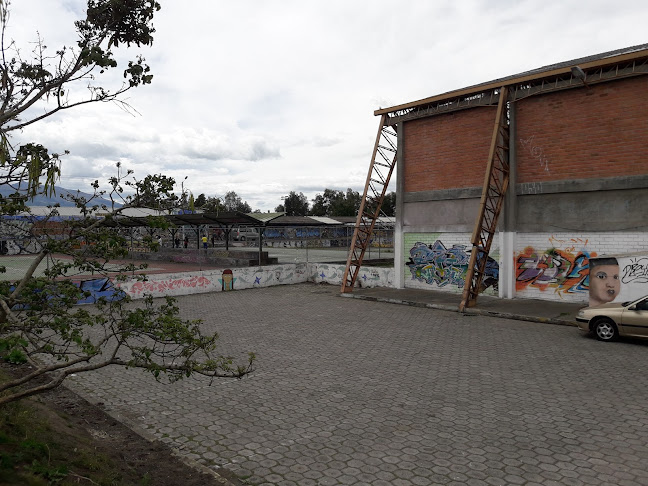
(309, 263, 395, 289)
(115, 262, 393, 299)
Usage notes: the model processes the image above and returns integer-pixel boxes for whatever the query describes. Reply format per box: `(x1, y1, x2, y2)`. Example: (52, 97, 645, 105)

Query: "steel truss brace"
(341, 114, 397, 293)
(387, 90, 501, 125)
(386, 57, 648, 125)
(459, 86, 510, 311)
(511, 58, 648, 100)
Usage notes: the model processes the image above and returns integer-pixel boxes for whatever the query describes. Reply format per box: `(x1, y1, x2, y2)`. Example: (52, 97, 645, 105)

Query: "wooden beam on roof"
(375, 48, 648, 116)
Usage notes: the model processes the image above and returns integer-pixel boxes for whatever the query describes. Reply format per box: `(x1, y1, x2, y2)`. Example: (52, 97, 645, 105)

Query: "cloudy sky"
(7, 0, 648, 211)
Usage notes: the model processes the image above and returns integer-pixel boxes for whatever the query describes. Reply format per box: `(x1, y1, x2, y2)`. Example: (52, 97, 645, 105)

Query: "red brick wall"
(403, 108, 496, 193)
(516, 76, 648, 183)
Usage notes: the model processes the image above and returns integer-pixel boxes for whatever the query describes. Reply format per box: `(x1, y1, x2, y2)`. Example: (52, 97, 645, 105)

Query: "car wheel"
(592, 317, 619, 342)
(240, 236, 246, 241)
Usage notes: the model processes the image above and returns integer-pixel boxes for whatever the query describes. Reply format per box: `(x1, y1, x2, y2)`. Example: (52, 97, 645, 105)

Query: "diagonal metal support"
(459, 86, 510, 311)
(341, 114, 397, 293)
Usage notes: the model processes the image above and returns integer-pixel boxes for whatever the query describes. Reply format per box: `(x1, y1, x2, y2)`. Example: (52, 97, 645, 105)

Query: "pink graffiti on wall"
(128, 276, 211, 297)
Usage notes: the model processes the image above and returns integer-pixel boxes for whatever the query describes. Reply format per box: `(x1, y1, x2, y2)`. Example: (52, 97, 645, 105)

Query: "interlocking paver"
(66, 283, 648, 485)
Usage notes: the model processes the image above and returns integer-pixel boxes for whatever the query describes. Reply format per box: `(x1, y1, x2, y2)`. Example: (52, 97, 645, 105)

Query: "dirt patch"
(1, 376, 243, 485)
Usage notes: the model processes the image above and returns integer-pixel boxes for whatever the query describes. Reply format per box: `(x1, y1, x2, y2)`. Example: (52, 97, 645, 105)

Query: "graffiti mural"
(9, 277, 126, 308)
(309, 263, 393, 288)
(220, 269, 234, 291)
(519, 135, 550, 172)
(0, 239, 42, 255)
(588, 257, 619, 306)
(592, 255, 648, 305)
(75, 278, 127, 304)
(406, 241, 499, 291)
(622, 257, 648, 284)
(128, 275, 212, 297)
(515, 246, 595, 295)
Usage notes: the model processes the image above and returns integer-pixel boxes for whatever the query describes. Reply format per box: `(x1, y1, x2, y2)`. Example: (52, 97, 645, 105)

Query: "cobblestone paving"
(67, 283, 648, 485)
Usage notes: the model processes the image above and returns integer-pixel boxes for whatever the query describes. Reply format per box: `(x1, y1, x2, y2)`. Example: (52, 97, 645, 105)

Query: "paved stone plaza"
(67, 283, 648, 486)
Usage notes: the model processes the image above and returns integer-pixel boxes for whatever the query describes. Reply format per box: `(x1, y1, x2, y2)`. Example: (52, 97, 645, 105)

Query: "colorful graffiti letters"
(406, 240, 499, 291)
(515, 247, 594, 294)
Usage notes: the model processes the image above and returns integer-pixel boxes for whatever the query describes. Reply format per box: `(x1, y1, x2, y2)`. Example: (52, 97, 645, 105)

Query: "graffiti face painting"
(221, 269, 234, 291)
(589, 258, 620, 307)
(590, 265, 620, 305)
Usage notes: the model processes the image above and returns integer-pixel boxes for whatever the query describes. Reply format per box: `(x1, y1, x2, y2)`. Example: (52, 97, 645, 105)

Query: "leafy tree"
(381, 191, 396, 217)
(0, 1, 254, 405)
(194, 193, 206, 207)
(1, 0, 159, 137)
(334, 188, 361, 216)
(311, 188, 361, 217)
(202, 196, 224, 213)
(127, 173, 178, 210)
(223, 191, 252, 213)
(281, 191, 309, 216)
(310, 189, 339, 217)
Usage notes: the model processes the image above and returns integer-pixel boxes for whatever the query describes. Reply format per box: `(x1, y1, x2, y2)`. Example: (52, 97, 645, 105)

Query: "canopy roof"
(108, 211, 272, 228)
(3, 207, 395, 228)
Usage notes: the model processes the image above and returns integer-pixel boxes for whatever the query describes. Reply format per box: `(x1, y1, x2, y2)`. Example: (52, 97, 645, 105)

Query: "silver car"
(576, 295, 648, 341)
(232, 227, 259, 241)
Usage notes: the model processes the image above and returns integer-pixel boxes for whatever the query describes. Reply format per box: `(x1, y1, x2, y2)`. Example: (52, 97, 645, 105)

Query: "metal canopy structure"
(107, 211, 281, 254)
(107, 211, 264, 228)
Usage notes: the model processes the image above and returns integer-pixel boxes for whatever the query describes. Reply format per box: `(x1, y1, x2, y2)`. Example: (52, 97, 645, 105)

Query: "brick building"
(381, 44, 648, 304)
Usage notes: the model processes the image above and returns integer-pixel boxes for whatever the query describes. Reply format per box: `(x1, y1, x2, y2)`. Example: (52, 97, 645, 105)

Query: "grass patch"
(0, 366, 240, 485)
(0, 398, 124, 485)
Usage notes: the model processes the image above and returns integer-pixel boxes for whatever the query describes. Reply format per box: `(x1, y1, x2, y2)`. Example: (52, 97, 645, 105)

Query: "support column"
(499, 231, 516, 299)
(504, 101, 517, 232)
(394, 122, 405, 289)
(500, 100, 517, 299)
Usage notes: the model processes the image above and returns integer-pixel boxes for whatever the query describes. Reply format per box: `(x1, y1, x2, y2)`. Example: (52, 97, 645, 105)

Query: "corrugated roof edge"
(375, 43, 648, 116)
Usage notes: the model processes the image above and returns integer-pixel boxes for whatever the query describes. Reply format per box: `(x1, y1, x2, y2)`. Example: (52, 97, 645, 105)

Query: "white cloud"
(6, 0, 648, 210)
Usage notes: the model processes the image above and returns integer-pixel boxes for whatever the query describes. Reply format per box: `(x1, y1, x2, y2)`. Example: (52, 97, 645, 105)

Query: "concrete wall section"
(516, 186, 648, 233)
(310, 263, 394, 288)
(402, 199, 481, 233)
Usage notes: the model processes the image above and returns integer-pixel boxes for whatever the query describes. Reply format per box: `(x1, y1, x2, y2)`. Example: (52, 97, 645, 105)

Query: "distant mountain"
(0, 185, 119, 208)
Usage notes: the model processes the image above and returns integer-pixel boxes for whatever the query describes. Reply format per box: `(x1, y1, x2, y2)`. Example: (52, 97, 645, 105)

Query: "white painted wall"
(116, 262, 394, 300)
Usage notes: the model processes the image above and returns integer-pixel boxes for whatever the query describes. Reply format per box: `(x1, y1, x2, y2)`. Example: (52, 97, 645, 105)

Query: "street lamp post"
(280, 196, 288, 216)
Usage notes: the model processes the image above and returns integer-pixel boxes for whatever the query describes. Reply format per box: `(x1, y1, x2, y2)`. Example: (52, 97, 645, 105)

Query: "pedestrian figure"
(202, 235, 208, 249)
(174, 237, 180, 248)
(184, 236, 189, 248)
